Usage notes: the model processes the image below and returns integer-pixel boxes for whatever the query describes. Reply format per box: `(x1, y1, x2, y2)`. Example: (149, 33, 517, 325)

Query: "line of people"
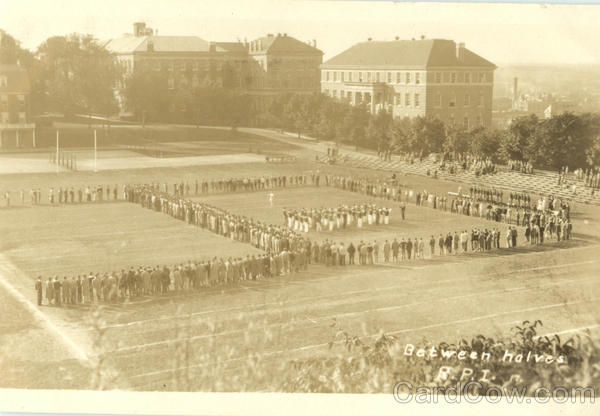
(34, 251, 310, 306)
(3, 174, 319, 208)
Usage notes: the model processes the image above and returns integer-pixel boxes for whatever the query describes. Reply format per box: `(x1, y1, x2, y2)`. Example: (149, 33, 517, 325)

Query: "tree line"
(262, 93, 600, 171)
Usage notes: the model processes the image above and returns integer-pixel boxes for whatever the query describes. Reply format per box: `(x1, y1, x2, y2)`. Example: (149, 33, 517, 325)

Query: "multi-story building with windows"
(320, 38, 496, 129)
(0, 63, 35, 148)
(246, 33, 323, 111)
(105, 23, 322, 115)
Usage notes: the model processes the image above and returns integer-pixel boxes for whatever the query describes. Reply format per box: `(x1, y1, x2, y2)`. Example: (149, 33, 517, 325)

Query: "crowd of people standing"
(282, 203, 392, 233)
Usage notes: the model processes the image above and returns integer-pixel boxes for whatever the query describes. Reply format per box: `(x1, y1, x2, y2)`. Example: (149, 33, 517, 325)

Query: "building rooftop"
(322, 39, 495, 69)
(0, 64, 31, 93)
(249, 34, 322, 55)
(105, 35, 212, 54)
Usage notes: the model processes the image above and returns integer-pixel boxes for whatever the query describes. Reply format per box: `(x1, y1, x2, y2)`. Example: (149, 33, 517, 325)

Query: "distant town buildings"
(0, 63, 35, 148)
(320, 38, 496, 128)
(105, 22, 323, 114)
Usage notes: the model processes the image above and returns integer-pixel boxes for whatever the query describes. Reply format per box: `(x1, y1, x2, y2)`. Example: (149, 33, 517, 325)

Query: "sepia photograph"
(0, 0, 599, 413)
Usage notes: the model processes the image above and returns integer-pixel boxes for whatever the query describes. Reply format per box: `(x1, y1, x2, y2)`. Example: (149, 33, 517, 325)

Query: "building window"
(435, 72, 441, 83)
(415, 73, 420, 84)
(396, 72, 401, 84)
(1, 112, 8, 123)
(0, 76, 7, 87)
(333, 72, 337, 82)
(154, 61, 161, 71)
(449, 95, 456, 107)
(367, 72, 371, 82)
(405, 93, 411, 106)
(18, 112, 26, 123)
(358, 72, 363, 82)
(168, 77, 175, 90)
(193, 76, 199, 87)
(479, 72, 484, 82)
(17, 94, 25, 102)
(341, 72, 345, 82)
(168, 62, 174, 72)
(406, 72, 411, 84)
(450, 115, 455, 126)
(485, 72, 492, 82)
(1, 94, 8, 103)
(325, 71, 329, 81)
(436, 93, 442, 107)
(464, 94, 470, 106)
(464, 117, 469, 129)
(376, 72, 380, 82)
(464, 72, 470, 83)
(451, 73, 456, 83)
(479, 94, 484, 106)
(396, 93, 402, 106)
(348, 72, 352, 82)
(193, 62, 199, 72)
(477, 115, 482, 126)
(387, 72, 392, 83)
(414, 93, 420, 107)
(181, 62, 186, 71)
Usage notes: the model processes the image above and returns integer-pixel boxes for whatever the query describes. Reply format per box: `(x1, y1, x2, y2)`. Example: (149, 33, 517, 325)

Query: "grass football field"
(0, 132, 599, 391)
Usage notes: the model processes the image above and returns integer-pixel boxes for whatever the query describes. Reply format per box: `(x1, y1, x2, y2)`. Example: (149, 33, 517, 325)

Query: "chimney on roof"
(267, 33, 273, 37)
(411, 38, 415, 41)
(133, 22, 146, 37)
(395, 36, 399, 40)
(258, 39, 262, 50)
(421, 35, 425, 40)
(456, 42, 465, 61)
(209, 42, 216, 52)
(312, 39, 316, 48)
(283, 33, 287, 37)
(368, 37, 372, 41)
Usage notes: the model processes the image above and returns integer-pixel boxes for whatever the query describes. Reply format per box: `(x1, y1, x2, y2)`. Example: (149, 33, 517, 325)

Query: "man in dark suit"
(35, 277, 43, 306)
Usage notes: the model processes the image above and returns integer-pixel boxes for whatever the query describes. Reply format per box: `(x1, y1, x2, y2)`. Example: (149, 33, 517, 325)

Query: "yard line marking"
(536, 324, 600, 339)
(0, 267, 90, 363)
(127, 297, 598, 380)
(385, 298, 598, 336)
(101, 258, 599, 329)
(115, 275, 597, 353)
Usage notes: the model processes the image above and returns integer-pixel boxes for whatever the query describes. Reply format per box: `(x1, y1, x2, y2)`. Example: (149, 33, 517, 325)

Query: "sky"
(2, 0, 600, 65)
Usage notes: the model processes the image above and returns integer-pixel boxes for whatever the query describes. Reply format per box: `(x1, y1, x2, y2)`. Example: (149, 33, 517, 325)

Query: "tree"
(389, 117, 411, 153)
(365, 110, 393, 151)
(443, 125, 470, 158)
(36, 34, 121, 119)
(408, 117, 446, 157)
(500, 114, 538, 162)
(124, 70, 169, 126)
(530, 112, 594, 170)
(469, 127, 501, 161)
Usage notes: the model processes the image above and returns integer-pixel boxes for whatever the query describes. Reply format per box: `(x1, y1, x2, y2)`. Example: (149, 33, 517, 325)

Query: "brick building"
(105, 23, 323, 115)
(246, 33, 323, 111)
(0, 64, 35, 148)
(320, 38, 496, 129)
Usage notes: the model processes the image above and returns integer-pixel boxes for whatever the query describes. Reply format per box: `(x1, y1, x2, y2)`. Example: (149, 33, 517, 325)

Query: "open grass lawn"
(27, 125, 300, 155)
(0, 203, 261, 278)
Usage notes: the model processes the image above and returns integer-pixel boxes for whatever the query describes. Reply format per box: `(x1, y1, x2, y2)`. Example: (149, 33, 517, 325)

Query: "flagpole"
(94, 129, 97, 172)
